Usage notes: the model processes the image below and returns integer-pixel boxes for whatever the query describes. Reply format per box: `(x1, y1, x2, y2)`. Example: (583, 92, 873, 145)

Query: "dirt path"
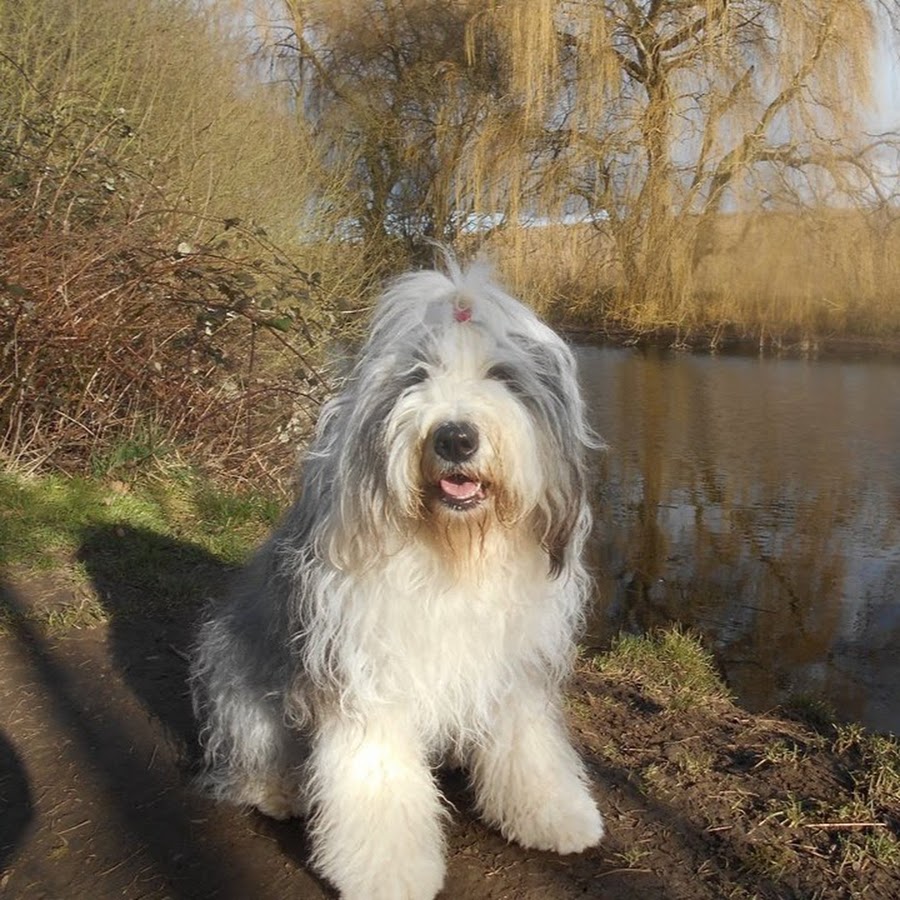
(1, 566, 898, 899)
(0, 606, 643, 900)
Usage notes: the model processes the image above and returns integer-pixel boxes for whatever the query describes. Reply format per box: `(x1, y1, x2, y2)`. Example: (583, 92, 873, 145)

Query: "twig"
(598, 867, 653, 877)
(802, 822, 887, 831)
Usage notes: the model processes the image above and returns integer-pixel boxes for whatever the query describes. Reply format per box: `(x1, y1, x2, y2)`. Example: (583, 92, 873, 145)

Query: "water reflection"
(579, 345, 900, 734)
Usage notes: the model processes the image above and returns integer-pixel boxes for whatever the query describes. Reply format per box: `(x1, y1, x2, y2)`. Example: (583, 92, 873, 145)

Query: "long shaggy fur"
(190, 261, 605, 900)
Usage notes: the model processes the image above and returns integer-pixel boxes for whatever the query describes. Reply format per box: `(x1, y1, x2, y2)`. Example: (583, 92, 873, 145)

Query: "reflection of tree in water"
(623, 350, 670, 628)
(584, 347, 898, 728)
(719, 486, 849, 711)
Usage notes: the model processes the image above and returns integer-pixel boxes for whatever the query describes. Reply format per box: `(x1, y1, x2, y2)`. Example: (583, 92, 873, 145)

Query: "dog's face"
(384, 323, 544, 529)
(316, 268, 594, 576)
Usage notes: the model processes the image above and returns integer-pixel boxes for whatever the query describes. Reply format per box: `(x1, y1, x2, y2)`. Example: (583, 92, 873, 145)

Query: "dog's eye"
(486, 364, 522, 392)
(402, 365, 429, 388)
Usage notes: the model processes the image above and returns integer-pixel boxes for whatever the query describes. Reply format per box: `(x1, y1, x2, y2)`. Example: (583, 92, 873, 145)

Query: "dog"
(190, 260, 605, 900)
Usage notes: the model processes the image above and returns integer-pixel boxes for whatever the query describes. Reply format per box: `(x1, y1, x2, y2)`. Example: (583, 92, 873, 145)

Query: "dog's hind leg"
(195, 683, 308, 819)
(191, 614, 307, 819)
(306, 711, 446, 900)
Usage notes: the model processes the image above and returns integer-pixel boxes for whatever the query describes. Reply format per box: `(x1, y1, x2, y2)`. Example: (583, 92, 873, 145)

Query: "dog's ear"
(330, 386, 396, 565)
(323, 357, 428, 567)
(537, 458, 590, 578)
(509, 334, 596, 578)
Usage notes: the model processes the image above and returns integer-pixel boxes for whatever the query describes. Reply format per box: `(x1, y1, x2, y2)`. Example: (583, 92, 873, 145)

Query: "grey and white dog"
(190, 261, 604, 900)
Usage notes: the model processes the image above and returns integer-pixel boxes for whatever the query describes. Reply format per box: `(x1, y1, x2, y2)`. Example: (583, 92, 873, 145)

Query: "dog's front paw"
(330, 849, 445, 900)
(255, 790, 304, 821)
(504, 787, 605, 855)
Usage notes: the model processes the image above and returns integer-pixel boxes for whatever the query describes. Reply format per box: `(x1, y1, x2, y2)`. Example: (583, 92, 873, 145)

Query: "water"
(578, 345, 900, 734)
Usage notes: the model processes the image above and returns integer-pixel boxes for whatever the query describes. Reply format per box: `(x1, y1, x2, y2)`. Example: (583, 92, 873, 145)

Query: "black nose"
(433, 421, 479, 463)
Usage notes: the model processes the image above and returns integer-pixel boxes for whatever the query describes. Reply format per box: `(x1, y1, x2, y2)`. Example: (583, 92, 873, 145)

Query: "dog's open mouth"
(437, 473, 487, 510)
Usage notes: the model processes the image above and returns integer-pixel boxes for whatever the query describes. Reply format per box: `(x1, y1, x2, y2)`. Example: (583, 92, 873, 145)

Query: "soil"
(1, 532, 898, 900)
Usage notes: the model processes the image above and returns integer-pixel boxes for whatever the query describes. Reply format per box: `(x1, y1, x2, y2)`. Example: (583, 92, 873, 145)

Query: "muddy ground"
(1, 527, 898, 899)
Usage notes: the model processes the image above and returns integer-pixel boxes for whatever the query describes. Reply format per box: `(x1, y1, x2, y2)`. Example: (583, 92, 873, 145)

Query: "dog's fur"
(190, 261, 604, 900)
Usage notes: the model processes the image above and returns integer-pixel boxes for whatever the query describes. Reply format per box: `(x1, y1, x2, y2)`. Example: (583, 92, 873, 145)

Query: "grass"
(589, 628, 900, 881)
(839, 829, 900, 872)
(670, 744, 716, 779)
(756, 789, 900, 873)
(592, 626, 732, 707)
(614, 843, 652, 869)
(741, 840, 799, 882)
(0, 463, 281, 633)
(833, 724, 900, 814)
(0, 466, 280, 569)
(756, 738, 804, 767)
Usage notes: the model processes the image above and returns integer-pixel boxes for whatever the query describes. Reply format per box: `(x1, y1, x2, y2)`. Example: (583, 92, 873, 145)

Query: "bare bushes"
(0, 196, 335, 482)
(0, 1, 346, 483)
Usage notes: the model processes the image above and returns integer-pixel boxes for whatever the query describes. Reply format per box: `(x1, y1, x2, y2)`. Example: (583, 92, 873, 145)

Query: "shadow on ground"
(77, 524, 231, 755)
(0, 728, 32, 875)
(0, 530, 324, 898)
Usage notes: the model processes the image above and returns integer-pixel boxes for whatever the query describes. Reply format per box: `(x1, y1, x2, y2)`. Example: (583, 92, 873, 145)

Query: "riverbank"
(0, 473, 898, 899)
(563, 320, 900, 361)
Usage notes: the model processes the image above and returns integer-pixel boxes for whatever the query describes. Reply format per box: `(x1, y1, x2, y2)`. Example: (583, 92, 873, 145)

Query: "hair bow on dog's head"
(453, 298, 473, 323)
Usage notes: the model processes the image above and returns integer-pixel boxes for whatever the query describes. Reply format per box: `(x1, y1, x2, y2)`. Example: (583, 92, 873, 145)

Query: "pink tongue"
(440, 477, 481, 500)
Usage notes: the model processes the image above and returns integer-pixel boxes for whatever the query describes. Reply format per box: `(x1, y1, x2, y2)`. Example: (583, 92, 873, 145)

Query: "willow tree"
(470, 0, 899, 320)
(270, 0, 897, 318)
(272, 0, 512, 273)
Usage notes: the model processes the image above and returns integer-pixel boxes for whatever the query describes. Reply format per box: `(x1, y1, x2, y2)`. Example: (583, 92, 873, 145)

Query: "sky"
(873, 28, 900, 130)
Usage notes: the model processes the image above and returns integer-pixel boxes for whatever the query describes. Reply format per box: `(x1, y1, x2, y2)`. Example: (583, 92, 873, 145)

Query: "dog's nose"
(433, 421, 479, 463)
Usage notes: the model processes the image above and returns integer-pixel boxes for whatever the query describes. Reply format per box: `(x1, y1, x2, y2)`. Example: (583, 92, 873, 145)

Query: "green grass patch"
(89, 429, 177, 478)
(782, 693, 838, 731)
(593, 627, 732, 707)
(0, 468, 280, 569)
(0, 466, 282, 632)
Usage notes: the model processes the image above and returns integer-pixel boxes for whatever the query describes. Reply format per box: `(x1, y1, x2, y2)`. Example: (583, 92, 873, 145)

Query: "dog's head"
(311, 262, 598, 576)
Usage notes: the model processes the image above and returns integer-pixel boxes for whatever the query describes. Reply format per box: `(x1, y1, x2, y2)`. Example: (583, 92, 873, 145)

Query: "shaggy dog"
(190, 261, 605, 900)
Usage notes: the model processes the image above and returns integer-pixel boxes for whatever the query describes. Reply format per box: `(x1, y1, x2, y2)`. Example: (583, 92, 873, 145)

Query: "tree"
(483, 0, 900, 320)
(266, 0, 899, 320)
(272, 0, 511, 271)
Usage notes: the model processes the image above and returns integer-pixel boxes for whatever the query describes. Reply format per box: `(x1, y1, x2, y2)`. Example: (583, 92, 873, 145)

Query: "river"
(578, 344, 900, 734)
